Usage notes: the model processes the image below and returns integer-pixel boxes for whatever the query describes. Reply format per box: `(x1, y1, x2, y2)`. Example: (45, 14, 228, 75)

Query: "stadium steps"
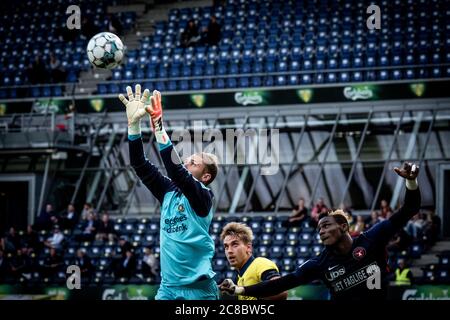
(76, 69, 112, 95)
(134, 0, 212, 36)
(410, 239, 450, 277)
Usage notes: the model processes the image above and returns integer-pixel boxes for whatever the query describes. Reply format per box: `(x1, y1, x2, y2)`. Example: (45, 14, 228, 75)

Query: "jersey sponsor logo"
(330, 262, 379, 293)
(352, 247, 366, 260)
(325, 265, 346, 281)
(163, 214, 188, 233)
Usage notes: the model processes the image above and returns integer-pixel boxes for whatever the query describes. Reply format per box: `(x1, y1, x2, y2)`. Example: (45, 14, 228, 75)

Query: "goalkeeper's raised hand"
(118, 84, 150, 136)
(147, 90, 170, 147)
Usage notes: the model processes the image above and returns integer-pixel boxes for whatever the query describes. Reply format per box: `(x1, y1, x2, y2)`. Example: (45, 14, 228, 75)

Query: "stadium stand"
(0, 207, 442, 286)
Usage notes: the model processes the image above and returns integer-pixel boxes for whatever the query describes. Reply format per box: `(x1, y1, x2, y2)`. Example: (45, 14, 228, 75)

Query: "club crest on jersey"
(177, 204, 185, 213)
(352, 247, 366, 260)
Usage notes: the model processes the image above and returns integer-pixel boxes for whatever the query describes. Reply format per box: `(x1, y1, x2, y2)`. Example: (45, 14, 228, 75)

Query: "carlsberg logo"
(343, 86, 373, 101)
(234, 92, 263, 106)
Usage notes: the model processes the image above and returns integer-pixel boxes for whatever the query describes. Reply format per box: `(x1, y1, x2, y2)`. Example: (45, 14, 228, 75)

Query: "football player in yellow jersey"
(220, 222, 288, 300)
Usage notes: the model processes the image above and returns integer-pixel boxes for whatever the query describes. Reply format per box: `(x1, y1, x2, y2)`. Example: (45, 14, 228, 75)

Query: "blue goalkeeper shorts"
(155, 277, 219, 300)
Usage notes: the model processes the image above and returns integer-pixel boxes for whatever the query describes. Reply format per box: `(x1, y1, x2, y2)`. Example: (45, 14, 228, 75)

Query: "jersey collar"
(237, 256, 255, 277)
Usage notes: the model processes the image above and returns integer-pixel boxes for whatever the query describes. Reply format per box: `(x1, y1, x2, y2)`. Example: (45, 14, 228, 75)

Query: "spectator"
(181, 19, 200, 47)
(23, 225, 41, 254)
(49, 54, 66, 83)
(81, 17, 99, 39)
(350, 215, 366, 236)
(35, 203, 56, 231)
(366, 210, 382, 228)
(115, 250, 136, 279)
(283, 198, 308, 228)
(75, 249, 94, 279)
(405, 213, 425, 239)
(0, 250, 9, 281)
(424, 210, 441, 246)
(310, 198, 328, 226)
(118, 236, 133, 257)
(107, 14, 123, 36)
(79, 212, 98, 242)
(81, 203, 93, 221)
(61, 203, 78, 230)
(9, 248, 32, 280)
(42, 248, 64, 279)
(4, 227, 21, 253)
(394, 258, 413, 286)
(27, 56, 49, 84)
(380, 199, 393, 219)
(141, 246, 159, 279)
(202, 15, 221, 46)
(96, 212, 116, 242)
(387, 229, 413, 253)
(44, 226, 65, 249)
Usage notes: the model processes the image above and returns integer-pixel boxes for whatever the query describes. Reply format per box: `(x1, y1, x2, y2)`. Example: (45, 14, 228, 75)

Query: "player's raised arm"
(119, 84, 175, 203)
(220, 259, 319, 299)
(389, 162, 421, 228)
(364, 162, 421, 244)
(146, 90, 214, 217)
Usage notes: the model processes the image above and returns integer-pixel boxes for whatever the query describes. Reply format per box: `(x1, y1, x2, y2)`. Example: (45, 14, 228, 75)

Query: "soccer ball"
(87, 32, 124, 69)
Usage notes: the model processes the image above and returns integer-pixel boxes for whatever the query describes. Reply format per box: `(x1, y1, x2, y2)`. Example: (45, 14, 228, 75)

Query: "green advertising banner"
(388, 285, 450, 300)
(288, 285, 330, 300)
(0, 284, 159, 300)
(0, 80, 448, 115)
(1, 284, 449, 300)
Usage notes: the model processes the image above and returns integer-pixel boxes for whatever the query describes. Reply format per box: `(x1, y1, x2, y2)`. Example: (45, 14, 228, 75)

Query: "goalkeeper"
(119, 85, 219, 300)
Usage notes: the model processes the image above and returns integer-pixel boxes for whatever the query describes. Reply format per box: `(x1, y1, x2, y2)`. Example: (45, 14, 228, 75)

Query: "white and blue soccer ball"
(87, 32, 124, 69)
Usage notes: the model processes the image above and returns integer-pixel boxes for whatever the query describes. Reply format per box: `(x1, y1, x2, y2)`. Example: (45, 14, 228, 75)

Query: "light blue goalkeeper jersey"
(129, 136, 215, 287)
(159, 189, 215, 286)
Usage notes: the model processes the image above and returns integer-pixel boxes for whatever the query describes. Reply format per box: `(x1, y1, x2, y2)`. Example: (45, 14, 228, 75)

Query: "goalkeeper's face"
(184, 154, 210, 184)
(223, 235, 252, 270)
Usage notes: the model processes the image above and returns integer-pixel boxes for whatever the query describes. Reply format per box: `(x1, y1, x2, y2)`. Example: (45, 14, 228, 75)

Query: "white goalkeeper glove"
(118, 84, 150, 136)
(219, 279, 245, 296)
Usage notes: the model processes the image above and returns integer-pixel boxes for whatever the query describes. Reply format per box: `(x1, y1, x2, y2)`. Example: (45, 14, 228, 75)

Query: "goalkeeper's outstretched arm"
(120, 85, 175, 203)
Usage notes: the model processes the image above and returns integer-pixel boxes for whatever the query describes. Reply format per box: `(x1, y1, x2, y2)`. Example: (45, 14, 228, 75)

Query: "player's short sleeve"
(255, 257, 281, 281)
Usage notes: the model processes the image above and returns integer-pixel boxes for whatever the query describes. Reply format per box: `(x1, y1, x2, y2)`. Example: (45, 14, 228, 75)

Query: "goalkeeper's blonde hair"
(220, 222, 254, 244)
(196, 152, 219, 185)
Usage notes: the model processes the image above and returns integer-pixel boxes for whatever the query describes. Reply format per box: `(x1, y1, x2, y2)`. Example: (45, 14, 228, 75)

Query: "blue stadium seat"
(392, 70, 402, 80)
(326, 73, 337, 83)
(52, 86, 63, 96)
(31, 87, 41, 97)
(182, 66, 191, 77)
(297, 246, 310, 258)
(276, 75, 286, 86)
(97, 84, 107, 94)
(108, 83, 120, 94)
(168, 81, 177, 91)
(215, 78, 225, 89)
(352, 71, 363, 82)
(302, 74, 312, 84)
(251, 76, 261, 87)
(205, 63, 215, 76)
(191, 79, 201, 90)
(238, 77, 249, 87)
(179, 80, 189, 91)
(202, 79, 213, 89)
